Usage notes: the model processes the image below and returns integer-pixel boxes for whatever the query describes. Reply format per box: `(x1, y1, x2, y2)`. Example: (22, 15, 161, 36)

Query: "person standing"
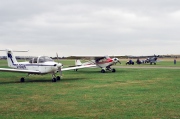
(174, 58, 177, 65)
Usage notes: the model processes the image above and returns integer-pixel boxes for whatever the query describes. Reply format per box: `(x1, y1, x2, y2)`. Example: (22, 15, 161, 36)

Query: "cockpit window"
(29, 56, 53, 63)
(39, 57, 45, 63)
(38, 56, 53, 63)
(44, 56, 53, 62)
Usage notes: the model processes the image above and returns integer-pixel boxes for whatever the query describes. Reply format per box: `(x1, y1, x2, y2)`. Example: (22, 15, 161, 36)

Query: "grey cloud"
(0, 0, 180, 56)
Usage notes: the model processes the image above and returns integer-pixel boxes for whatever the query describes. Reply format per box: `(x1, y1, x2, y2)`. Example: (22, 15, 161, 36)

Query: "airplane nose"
(113, 58, 121, 64)
(57, 63, 63, 68)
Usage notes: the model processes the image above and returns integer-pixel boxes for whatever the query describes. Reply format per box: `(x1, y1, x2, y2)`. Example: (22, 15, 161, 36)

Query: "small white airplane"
(0, 49, 95, 82)
(72, 56, 121, 73)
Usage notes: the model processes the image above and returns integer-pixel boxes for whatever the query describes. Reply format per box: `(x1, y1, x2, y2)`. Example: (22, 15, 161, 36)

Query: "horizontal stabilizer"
(0, 49, 28, 52)
(75, 60, 82, 66)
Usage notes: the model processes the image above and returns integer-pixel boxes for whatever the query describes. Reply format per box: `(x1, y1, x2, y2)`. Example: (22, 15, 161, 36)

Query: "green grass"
(0, 60, 179, 119)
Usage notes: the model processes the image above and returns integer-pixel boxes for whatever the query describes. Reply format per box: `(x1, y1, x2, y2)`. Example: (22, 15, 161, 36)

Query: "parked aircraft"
(136, 58, 145, 64)
(0, 49, 94, 82)
(71, 56, 121, 73)
(127, 55, 160, 65)
(145, 55, 159, 65)
(126, 59, 134, 65)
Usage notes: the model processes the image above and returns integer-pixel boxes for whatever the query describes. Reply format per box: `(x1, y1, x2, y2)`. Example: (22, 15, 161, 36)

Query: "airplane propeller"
(56, 53, 63, 76)
(113, 58, 121, 65)
(57, 64, 62, 77)
(56, 53, 60, 63)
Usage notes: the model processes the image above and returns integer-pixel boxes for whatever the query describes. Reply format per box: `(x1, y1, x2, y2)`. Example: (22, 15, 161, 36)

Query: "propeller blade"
(56, 53, 60, 63)
(58, 66, 62, 77)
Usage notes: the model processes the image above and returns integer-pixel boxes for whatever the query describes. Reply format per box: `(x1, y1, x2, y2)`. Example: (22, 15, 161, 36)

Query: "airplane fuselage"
(10, 62, 58, 74)
(8, 56, 61, 74)
(83, 58, 114, 69)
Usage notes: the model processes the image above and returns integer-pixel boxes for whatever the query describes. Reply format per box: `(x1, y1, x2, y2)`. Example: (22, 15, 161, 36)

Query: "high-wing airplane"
(144, 55, 159, 65)
(71, 56, 121, 73)
(0, 49, 95, 82)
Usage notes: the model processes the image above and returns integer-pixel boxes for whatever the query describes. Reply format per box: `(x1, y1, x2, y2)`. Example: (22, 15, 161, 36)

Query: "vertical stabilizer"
(75, 60, 82, 66)
(6, 49, 18, 68)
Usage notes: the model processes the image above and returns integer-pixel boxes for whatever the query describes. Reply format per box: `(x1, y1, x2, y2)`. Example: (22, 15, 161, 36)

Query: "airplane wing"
(62, 64, 96, 71)
(70, 56, 108, 61)
(0, 68, 41, 74)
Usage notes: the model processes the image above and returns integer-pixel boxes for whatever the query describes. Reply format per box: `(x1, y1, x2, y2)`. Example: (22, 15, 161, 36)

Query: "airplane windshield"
(39, 56, 54, 63)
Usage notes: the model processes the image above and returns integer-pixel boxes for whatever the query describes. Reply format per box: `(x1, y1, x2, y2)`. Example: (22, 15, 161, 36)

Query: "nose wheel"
(52, 74, 61, 82)
(56, 76, 61, 81)
(52, 78, 57, 82)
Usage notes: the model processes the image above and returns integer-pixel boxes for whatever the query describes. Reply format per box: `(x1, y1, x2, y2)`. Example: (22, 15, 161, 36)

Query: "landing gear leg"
(52, 74, 57, 82)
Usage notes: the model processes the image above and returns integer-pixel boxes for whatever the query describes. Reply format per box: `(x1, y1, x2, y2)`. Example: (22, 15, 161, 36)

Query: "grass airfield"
(0, 59, 179, 119)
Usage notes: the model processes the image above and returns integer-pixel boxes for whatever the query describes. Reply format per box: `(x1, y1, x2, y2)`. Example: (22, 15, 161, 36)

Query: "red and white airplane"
(72, 56, 121, 73)
(0, 49, 95, 82)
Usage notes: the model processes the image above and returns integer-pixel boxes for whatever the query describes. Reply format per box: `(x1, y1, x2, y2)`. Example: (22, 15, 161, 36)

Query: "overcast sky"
(0, 0, 180, 57)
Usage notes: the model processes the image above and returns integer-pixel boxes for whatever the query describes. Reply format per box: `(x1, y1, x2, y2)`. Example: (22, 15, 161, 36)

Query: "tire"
(101, 69, 105, 73)
(57, 76, 61, 81)
(52, 78, 57, 82)
(112, 68, 116, 72)
(20, 78, 25, 82)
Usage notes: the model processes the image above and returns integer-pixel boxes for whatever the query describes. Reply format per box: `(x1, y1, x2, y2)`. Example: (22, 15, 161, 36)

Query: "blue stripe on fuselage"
(12, 64, 55, 67)
(12, 63, 55, 69)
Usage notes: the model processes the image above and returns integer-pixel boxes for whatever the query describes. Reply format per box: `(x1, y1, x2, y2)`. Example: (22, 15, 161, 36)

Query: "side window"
(33, 58, 38, 63)
(29, 58, 33, 63)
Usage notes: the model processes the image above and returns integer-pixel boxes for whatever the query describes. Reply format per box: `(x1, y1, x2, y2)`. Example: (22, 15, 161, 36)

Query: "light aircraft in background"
(71, 56, 121, 73)
(144, 55, 160, 65)
(0, 49, 94, 82)
(127, 55, 160, 65)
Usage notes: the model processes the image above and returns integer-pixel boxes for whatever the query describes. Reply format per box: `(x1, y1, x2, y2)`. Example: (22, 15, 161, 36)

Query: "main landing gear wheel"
(52, 78, 57, 82)
(20, 78, 25, 82)
(112, 68, 116, 72)
(101, 69, 105, 73)
(57, 76, 61, 81)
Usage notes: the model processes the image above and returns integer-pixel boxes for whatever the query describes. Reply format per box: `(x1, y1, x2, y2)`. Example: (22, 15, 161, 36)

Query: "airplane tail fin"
(7, 49, 18, 68)
(75, 59, 82, 66)
(0, 49, 28, 68)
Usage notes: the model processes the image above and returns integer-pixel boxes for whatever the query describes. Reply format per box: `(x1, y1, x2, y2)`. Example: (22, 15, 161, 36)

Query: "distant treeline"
(0, 55, 179, 60)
